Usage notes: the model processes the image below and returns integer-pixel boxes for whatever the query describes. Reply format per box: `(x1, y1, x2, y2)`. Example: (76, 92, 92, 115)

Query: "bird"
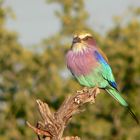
(66, 32, 139, 124)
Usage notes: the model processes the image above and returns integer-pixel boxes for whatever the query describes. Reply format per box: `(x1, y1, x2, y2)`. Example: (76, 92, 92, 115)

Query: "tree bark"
(27, 87, 100, 140)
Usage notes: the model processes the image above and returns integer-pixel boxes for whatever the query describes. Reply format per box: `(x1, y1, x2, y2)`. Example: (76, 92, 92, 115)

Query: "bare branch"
(27, 87, 100, 140)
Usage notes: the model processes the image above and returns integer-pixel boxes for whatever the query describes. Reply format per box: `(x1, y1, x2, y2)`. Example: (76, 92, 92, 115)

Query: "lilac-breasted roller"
(66, 32, 139, 124)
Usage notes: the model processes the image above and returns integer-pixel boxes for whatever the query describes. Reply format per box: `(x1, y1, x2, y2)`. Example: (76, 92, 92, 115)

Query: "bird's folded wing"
(94, 50, 117, 89)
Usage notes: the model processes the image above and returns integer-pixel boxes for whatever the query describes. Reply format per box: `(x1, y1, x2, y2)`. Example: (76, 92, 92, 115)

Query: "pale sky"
(5, 0, 140, 46)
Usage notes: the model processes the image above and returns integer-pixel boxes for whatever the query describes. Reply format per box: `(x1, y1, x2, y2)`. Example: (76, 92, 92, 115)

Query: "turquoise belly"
(75, 68, 108, 88)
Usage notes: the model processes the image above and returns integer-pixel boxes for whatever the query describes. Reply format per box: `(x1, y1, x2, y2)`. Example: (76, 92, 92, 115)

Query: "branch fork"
(27, 87, 100, 140)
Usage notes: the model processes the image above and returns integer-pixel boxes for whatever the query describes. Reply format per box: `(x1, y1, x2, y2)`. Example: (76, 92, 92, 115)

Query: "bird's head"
(71, 32, 96, 53)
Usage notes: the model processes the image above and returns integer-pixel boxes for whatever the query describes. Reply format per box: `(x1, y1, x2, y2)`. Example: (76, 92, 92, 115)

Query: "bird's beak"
(72, 37, 81, 44)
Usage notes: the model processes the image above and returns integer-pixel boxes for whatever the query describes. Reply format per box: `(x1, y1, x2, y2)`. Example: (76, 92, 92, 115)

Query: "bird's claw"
(82, 87, 89, 93)
(76, 87, 89, 94)
(89, 87, 100, 98)
(87, 87, 100, 104)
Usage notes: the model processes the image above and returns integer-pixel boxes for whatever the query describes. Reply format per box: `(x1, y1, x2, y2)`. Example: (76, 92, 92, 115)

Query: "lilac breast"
(66, 49, 99, 76)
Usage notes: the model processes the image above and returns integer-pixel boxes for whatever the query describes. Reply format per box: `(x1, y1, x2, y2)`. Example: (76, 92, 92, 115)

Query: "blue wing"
(94, 50, 118, 89)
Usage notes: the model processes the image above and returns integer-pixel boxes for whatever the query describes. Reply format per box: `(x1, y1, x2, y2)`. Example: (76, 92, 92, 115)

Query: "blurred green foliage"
(0, 0, 140, 139)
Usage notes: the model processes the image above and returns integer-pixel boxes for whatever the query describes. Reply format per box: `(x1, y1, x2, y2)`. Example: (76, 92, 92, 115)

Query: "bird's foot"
(89, 87, 100, 99)
(76, 87, 89, 94)
(87, 87, 100, 104)
(82, 87, 89, 93)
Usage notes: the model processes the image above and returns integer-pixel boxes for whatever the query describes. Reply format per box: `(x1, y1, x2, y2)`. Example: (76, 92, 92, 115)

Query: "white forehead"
(74, 33, 92, 39)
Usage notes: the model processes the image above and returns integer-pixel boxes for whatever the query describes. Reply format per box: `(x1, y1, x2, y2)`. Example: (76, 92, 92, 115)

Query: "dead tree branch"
(27, 87, 100, 140)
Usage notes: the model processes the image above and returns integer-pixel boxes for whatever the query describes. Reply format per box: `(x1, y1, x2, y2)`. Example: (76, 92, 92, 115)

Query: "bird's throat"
(72, 43, 87, 53)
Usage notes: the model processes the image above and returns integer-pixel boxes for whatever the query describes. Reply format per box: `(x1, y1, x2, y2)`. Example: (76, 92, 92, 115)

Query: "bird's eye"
(83, 36, 91, 41)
